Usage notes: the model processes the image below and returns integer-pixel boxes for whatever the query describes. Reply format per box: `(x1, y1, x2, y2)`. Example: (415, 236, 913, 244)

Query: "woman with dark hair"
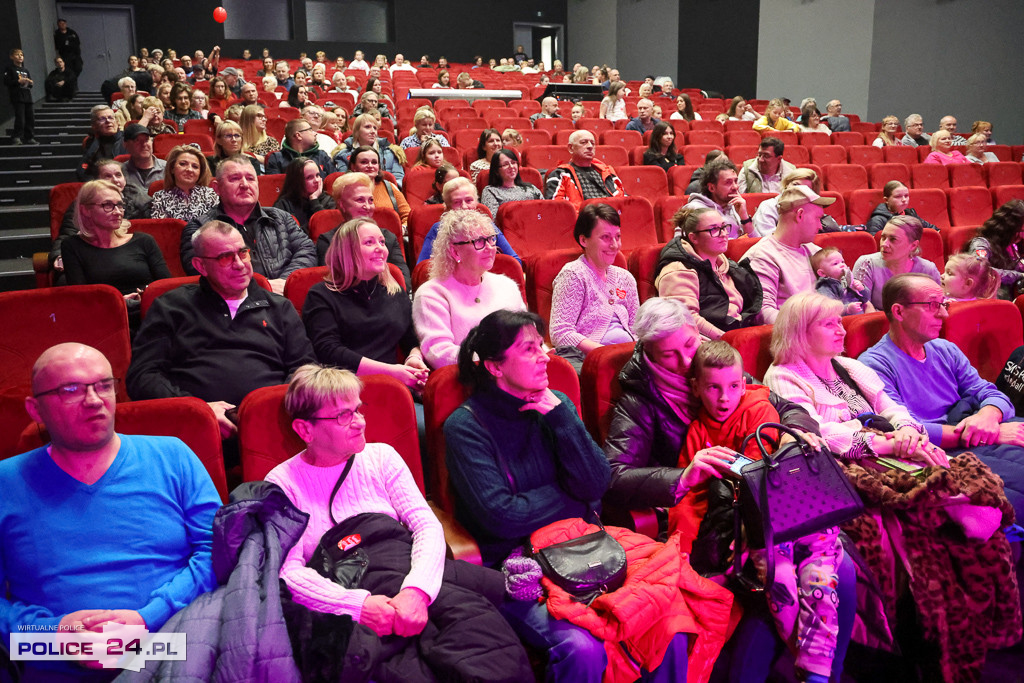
(432, 70, 452, 89)
(286, 84, 310, 110)
(479, 148, 541, 216)
(871, 115, 902, 147)
(273, 158, 336, 234)
(642, 122, 685, 170)
(207, 76, 233, 109)
(302, 217, 426, 388)
(727, 95, 759, 122)
(348, 145, 411, 227)
(866, 180, 939, 235)
(424, 163, 459, 205)
(469, 128, 503, 183)
(549, 203, 638, 358)
(965, 199, 1024, 297)
(150, 145, 218, 221)
(669, 93, 699, 122)
(656, 206, 763, 339)
(445, 308, 707, 683)
(798, 104, 832, 135)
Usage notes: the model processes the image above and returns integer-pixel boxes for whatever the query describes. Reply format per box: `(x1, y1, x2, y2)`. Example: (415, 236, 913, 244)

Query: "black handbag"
(533, 512, 628, 605)
(307, 456, 370, 589)
(732, 422, 864, 591)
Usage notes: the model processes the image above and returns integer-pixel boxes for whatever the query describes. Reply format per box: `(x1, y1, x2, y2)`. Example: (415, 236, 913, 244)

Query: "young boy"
(812, 246, 873, 315)
(3, 48, 36, 145)
(681, 341, 842, 683)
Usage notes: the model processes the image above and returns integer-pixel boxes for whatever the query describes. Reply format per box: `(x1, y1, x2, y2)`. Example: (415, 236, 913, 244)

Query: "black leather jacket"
(603, 343, 820, 510)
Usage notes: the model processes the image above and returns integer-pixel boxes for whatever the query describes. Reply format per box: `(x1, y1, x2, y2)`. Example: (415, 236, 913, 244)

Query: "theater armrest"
(32, 252, 52, 288)
(430, 501, 482, 565)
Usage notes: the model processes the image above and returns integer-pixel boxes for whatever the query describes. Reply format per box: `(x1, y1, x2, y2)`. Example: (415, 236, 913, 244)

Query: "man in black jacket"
(181, 155, 317, 293)
(77, 105, 126, 179)
(53, 18, 82, 84)
(128, 221, 315, 439)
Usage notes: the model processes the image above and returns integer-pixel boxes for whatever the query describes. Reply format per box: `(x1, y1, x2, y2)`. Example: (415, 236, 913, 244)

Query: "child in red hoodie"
(677, 341, 842, 683)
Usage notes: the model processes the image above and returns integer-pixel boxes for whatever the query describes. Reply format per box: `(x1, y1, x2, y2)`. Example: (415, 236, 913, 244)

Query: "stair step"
(0, 143, 83, 158)
(0, 169, 75, 187)
(0, 205, 50, 230)
(0, 227, 49, 259)
(0, 257, 37, 292)
(0, 185, 55, 206)
(0, 154, 80, 171)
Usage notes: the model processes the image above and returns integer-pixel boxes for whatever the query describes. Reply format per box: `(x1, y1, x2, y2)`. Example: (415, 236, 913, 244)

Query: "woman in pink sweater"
(412, 210, 525, 368)
(923, 130, 968, 166)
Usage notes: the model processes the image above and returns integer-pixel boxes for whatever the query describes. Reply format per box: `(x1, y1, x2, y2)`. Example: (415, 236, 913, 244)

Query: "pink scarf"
(645, 352, 697, 424)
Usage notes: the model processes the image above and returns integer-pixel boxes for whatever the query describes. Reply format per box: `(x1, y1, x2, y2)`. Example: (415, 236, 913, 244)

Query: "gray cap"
(219, 67, 240, 77)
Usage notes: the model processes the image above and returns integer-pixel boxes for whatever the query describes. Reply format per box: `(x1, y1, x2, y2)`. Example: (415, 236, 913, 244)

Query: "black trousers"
(12, 99, 34, 140)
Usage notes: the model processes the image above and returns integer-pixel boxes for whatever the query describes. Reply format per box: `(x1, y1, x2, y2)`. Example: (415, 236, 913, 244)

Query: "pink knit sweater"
(549, 255, 638, 348)
(265, 443, 445, 622)
(412, 271, 526, 368)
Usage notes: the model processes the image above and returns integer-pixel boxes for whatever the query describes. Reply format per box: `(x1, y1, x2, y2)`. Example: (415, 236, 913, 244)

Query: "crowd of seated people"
(8, 44, 1024, 682)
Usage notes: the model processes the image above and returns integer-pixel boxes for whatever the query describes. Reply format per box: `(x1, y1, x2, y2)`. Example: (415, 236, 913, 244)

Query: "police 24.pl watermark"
(11, 623, 185, 671)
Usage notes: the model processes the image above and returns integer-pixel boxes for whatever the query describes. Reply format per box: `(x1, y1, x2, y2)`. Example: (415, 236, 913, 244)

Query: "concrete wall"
(756, 0, 875, 118)
(615, 0, 677, 82)
(566, 0, 616, 71)
(868, 0, 1024, 142)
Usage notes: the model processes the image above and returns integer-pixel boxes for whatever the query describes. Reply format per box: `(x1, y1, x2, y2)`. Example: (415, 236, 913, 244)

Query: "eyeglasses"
(197, 247, 251, 266)
(454, 234, 498, 250)
(689, 223, 730, 237)
(34, 378, 119, 403)
(305, 404, 366, 426)
(85, 201, 125, 213)
(95, 116, 116, 124)
(296, 127, 314, 134)
(902, 300, 950, 314)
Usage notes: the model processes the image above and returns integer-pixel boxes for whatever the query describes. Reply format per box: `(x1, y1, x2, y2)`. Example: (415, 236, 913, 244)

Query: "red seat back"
(798, 131, 831, 148)
(129, 218, 188, 277)
(823, 164, 868, 192)
(153, 133, 215, 158)
(600, 130, 643, 149)
(908, 188, 951, 230)
(616, 165, 669, 204)
(257, 174, 286, 206)
(726, 236, 760, 262)
(686, 130, 725, 147)
(721, 324, 774, 381)
(496, 199, 578, 258)
(626, 242, 667, 303)
(49, 182, 84, 241)
(949, 164, 986, 188)
(883, 146, 918, 166)
(581, 342, 636, 444)
(668, 165, 701, 195)
(580, 196, 657, 253)
(842, 312, 890, 359)
(992, 185, 1024, 207)
(847, 189, 885, 226)
(848, 146, 884, 167)
(911, 164, 949, 190)
(593, 145, 628, 169)
(831, 132, 864, 148)
(813, 232, 878, 269)
(948, 186, 992, 227)
(811, 146, 847, 166)
(655, 195, 688, 242)
(942, 300, 1024, 382)
(987, 163, 1022, 188)
(868, 163, 911, 190)
(522, 145, 571, 174)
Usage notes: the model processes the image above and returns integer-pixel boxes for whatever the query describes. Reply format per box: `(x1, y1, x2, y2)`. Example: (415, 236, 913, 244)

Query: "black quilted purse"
(534, 512, 627, 605)
(733, 423, 864, 591)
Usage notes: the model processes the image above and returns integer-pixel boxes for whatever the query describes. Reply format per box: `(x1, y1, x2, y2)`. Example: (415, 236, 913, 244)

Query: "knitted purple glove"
(502, 546, 544, 601)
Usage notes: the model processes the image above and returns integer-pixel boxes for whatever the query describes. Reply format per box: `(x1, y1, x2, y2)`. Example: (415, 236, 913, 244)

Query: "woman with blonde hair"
(207, 120, 260, 176)
(138, 95, 177, 135)
(599, 81, 628, 122)
(872, 115, 903, 147)
(63, 180, 171, 325)
(965, 133, 999, 164)
(399, 107, 449, 150)
(302, 217, 428, 389)
(150, 146, 218, 221)
(852, 214, 941, 309)
(753, 98, 800, 134)
(333, 112, 406, 185)
(240, 104, 280, 167)
(412, 209, 526, 368)
(924, 130, 969, 165)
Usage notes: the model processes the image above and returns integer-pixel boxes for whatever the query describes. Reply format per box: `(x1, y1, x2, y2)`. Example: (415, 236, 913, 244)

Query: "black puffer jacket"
(603, 343, 820, 511)
(865, 203, 938, 235)
(656, 237, 763, 333)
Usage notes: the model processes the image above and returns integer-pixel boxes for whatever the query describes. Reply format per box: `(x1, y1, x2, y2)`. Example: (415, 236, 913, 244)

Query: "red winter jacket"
(545, 159, 624, 209)
(531, 519, 733, 683)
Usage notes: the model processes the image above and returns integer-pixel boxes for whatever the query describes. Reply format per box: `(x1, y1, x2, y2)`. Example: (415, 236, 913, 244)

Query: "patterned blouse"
(164, 109, 204, 132)
(250, 136, 281, 157)
(150, 185, 220, 222)
(479, 183, 542, 217)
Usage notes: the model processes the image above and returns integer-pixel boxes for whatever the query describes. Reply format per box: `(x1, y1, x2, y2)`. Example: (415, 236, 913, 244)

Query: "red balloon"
(213, 7, 227, 23)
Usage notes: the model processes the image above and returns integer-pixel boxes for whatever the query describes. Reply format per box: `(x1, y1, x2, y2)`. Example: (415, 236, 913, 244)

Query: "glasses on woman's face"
(305, 404, 365, 426)
(902, 300, 951, 315)
(86, 200, 125, 214)
(689, 223, 729, 237)
(454, 234, 497, 250)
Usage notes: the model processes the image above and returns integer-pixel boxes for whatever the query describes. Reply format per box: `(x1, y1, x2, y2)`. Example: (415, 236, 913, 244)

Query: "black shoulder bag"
(306, 456, 371, 588)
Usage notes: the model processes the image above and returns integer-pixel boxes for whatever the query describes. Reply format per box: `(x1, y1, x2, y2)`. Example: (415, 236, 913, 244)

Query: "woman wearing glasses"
(265, 364, 531, 680)
(150, 146, 218, 222)
(207, 120, 260, 176)
(62, 179, 171, 327)
(413, 210, 526, 369)
(302, 217, 427, 390)
(549, 204, 638, 362)
(655, 207, 763, 339)
(852, 215, 940, 310)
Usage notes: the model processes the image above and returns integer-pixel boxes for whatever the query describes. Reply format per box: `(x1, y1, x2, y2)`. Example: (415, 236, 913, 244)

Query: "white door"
(56, 5, 135, 91)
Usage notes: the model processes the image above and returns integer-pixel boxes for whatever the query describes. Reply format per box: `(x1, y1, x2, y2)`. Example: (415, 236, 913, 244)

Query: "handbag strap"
(328, 456, 356, 526)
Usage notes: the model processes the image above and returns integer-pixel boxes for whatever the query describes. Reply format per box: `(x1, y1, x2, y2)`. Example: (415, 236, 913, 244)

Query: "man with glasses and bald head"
(1, 342, 220, 678)
(129, 220, 314, 440)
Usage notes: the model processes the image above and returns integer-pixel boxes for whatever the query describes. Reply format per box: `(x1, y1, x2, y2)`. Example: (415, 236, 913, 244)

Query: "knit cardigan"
(549, 254, 638, 349)
(763, 356, 922, 456)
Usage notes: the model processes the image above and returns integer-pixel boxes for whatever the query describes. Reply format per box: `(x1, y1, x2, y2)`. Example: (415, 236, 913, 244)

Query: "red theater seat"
(813, 232, 878, 269)
(824, 164, 868, 192)
(616, 165, 669, 203)
(911, 164, 949, 190)
(942, 300, 1023, 382)
(908, 188, 951, 230)
(580, 196, 657, 252)
(496, 199, 577, 258)
(627, 242, 668, 303)
(868, 163, 911, 190)
(524, 248, 627, 340)
(722, 324, 774, 381)
(843, 312, 890, 359)
(948, 186, 993, 227)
